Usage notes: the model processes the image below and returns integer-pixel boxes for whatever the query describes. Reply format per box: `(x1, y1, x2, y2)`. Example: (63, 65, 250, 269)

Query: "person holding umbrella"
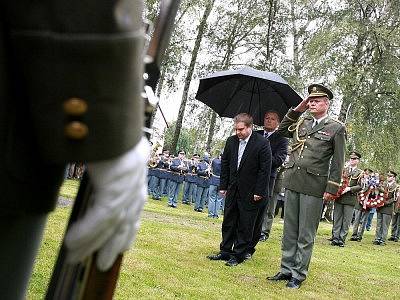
(267, 84, 346, 288)
(207, 113, 272, 266)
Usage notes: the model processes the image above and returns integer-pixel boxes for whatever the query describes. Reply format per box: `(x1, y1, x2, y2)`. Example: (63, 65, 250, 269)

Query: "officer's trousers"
(375, 212, 392, 242)
(280, 189, 323, 281)
(332, 202, 354, 243)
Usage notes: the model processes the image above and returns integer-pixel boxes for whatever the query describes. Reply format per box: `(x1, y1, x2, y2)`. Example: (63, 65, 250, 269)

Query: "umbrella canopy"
(195, 67, 303, 126)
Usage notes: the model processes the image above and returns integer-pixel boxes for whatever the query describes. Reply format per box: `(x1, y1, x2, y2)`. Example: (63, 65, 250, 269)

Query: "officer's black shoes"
(286, 278, 302, 289)
(267, 272, 292, 281)
(259, 234, 268, 242)
(388, 237, 395, 241)
(373, 240, 380, 245)
(338, 242, 345, 247)
(349, 236, 358, 241)
(207, 253, 230, 261)
(225, 257, 239, 267)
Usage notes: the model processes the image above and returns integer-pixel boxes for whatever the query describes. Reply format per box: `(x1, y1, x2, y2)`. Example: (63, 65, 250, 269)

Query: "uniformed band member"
(151, 150, 171, 200)
(182, 154, 200, 204)
(167, 150, 188, 208)
(350, 168, 374, 241)
(331, 151, 362, 247)
(194, 155, 210, 212)
(268, 84, 346, 289)
(1, 2, 148, 299)
(373, 171, 398, 245)
(208, 153, 223, 218)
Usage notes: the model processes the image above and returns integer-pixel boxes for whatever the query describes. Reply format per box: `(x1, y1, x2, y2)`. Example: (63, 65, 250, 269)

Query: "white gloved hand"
(65, 137, 150, 271)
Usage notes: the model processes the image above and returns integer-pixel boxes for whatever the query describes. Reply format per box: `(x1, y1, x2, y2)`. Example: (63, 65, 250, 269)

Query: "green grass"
(28, 180, 400, 299)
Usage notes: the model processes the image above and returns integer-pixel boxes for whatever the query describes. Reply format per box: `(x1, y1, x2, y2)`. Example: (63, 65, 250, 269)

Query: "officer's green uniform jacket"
(336, 167, 362, 206)
(378, 181, 399, 215)
(1, 1, 144, 215)
(277, 108, 346, 198)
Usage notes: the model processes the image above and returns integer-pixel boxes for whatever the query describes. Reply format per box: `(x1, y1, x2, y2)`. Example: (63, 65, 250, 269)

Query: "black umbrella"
(195, 67, 303, 126)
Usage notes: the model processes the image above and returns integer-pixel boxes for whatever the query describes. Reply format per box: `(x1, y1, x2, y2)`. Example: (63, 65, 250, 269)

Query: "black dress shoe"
(338, 242, 345, 247)
(373, 240, 380, 245)
(388, 237, 395, 241)
(267, 272, 292, 281)
(259, 235, 268, 242)
(349, 236, 358, 241)
(331, 240, 339, 246)
(286, 278, 302, 289)
(207, 253, 230, 261)
(243, 253, 252, 261)
(225, 257, 239, 267)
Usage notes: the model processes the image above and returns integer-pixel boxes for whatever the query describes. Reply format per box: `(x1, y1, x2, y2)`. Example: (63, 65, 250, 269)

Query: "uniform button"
(304, 146, 308, 149)
(307, 136, 311, 139)
(65, 121, 89, 139)
(300, 156, 304, 158)
(297, 167, 301, 170)
(63, 98, 88, 116)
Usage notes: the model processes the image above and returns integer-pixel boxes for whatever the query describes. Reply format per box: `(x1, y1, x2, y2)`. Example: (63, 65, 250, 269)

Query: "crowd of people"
(147, 83, 400, 290)
(147, 150, 224, 218)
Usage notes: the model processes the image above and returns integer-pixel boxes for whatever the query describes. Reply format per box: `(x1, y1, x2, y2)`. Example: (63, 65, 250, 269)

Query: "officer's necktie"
(312, 120, 318, 129)
(237, 140, 247, 169)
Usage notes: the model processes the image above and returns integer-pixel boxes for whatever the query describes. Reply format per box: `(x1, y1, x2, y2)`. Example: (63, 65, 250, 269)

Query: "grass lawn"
(28, 180, 400, 299)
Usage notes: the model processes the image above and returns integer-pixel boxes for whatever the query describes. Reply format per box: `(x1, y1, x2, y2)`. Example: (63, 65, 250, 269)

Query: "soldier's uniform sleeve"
(277, 108, 303, 138)
(5, 1, 144, 163)
(326, 124, 346, 194)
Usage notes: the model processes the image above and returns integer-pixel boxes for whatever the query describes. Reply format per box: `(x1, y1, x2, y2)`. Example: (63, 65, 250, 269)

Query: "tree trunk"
(171, 0, 215, 153)
(206, 110, 217, 151)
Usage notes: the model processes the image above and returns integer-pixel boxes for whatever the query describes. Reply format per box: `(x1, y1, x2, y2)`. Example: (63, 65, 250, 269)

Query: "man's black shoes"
(267, 272, 292, 281)
(259, 234, 268, 242)
(286, 278, 302, 289)
(207, 253, 230, 261)
(225, 257, 239, 267)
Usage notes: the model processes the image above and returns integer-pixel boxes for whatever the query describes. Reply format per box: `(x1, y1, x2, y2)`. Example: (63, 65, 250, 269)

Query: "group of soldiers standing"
(330, 151, 400, 247)
(147, 149, 224, 218)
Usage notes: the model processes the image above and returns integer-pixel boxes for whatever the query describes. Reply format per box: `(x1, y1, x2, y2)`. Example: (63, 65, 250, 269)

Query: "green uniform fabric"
(375, 182, 398, 243)
(277, 109, 346, 197)
(1, 1, 144, 215)
(336, 167, 362, 206)
(332, 167, 362, 243)
(277, 108, 346, 281)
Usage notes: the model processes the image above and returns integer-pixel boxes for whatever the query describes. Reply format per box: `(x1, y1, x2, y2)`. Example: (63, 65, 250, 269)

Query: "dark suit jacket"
(256, 130, 288, 178)
(1, 2, 144, 215)
(220, 132, 272, 210)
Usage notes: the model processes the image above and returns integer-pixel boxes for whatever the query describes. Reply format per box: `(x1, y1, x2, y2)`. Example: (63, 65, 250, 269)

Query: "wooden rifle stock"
(46, 1, 181, 298)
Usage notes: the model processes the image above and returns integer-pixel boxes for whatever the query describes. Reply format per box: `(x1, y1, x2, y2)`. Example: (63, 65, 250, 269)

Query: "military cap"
(349, 151, 361, 159)
(308, 83, 334, 100)
(388, 170, 397, 177)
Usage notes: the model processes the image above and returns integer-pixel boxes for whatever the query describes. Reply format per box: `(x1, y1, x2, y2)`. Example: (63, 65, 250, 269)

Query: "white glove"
(65, 137, 150, 271)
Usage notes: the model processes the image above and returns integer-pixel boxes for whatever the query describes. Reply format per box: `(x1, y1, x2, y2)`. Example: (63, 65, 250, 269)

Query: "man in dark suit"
(1, 2, 148, 299)
(207, 113, 272, 266)
(255, 111, 288, 244)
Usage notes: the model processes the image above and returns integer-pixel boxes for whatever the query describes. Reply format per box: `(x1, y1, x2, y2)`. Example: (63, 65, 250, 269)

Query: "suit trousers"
(0, 213, 47, 300)
(352, 209, 368, 239)
(261, 192, 278, 237)
(375, 212, 392, 242)
(332, 203, 354, 243)
(390, 213, 400, 239)
(220, 191, 261, 261)
(280, 189, 323, 281)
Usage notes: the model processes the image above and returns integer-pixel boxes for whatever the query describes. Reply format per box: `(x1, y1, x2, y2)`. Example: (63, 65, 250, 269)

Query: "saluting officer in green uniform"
(331, 151, 362, 247)
(374, 171, 399, 245)
(267, 84, 346, 289)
